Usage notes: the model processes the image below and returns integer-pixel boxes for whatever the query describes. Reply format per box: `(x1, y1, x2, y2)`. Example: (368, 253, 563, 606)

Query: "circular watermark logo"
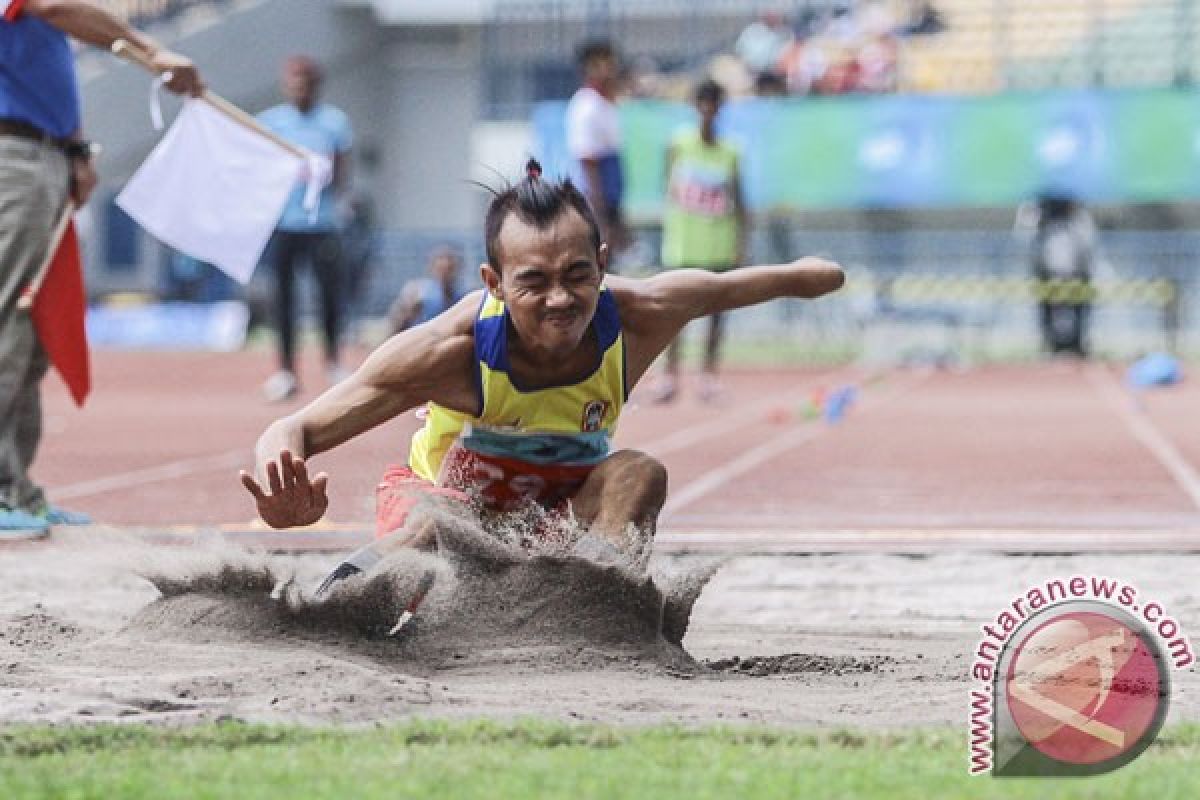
(997, 601, 1170, 776)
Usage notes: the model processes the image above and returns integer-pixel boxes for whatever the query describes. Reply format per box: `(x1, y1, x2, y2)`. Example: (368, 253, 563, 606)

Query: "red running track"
(28, 351, 1200, 537)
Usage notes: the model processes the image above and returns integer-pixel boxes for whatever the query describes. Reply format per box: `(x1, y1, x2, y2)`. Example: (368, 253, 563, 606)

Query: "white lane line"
(662, 371, 923, 516)
(654, 528, 1200, 552)
(631, 367, 861, 458)
(1088, 365, 1200, 511)
(48, 449, 246, 501)
(44, 370, 869, 503)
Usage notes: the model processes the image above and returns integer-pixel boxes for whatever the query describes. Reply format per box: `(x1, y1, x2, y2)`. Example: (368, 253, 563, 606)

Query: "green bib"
(661, 130, 740, 269)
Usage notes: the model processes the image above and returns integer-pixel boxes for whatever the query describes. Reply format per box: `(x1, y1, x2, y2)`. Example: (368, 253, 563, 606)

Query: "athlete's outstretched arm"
(240, 291, 483, 528)
(611, 257, 844, 385)
(644, 256, 842, 315)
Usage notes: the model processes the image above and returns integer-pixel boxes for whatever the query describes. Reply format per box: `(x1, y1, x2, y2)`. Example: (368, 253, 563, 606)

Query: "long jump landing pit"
(7, 360, 1200, 728)
(2, 515, 1199, 730)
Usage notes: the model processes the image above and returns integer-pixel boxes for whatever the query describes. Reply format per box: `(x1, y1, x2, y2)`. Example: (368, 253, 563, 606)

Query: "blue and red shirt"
(0, 0, 81, 139)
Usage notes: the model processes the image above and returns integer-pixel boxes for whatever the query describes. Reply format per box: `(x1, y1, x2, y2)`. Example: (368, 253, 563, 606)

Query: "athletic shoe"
(389, 570, 436, 637)
(313, 561, 362, 597)
(697, 375, 725, 404)
(32, 503, 91, 525)
(0, 506, 50, 540)
(262, 370, 299, 403)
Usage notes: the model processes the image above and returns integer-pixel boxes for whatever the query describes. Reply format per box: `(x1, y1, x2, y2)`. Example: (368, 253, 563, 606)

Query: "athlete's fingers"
(311, 472, 329, 502)
(280, 450, 297, 490)
(239, 470, 267, 501)
(266, 461, 283, 495)
(292, 457, 310, 487)
(292, 459, 315, 504)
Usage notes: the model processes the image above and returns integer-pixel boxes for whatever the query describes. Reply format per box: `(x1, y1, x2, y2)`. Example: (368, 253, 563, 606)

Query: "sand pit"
(127, 506, 714, 677)
(2, 527, 1199, 728)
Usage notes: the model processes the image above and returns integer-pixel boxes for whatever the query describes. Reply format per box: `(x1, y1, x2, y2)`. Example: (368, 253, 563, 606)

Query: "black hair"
(694, 78, 726, 106)
(576, 38, 616, 70)
(483, 159, 603, 272)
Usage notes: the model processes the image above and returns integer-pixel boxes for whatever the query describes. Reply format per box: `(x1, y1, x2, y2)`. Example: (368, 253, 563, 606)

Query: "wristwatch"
(63, 139, 99, 161)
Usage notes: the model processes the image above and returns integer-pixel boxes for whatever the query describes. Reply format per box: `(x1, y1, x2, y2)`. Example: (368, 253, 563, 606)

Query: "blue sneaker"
(0, 506, 50, 540)
(35, 504, 92, 525)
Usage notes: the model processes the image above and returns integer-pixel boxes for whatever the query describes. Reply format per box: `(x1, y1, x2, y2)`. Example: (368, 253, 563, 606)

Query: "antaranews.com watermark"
(968, 575, 1193, 777)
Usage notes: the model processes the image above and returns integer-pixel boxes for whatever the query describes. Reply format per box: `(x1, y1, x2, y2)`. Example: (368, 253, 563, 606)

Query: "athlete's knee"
(615, 449, 668, 504)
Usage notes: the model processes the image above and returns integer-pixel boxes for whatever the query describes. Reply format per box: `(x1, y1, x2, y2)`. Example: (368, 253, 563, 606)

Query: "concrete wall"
(78, 0, 485, 291)
(374, 26, 483, 230)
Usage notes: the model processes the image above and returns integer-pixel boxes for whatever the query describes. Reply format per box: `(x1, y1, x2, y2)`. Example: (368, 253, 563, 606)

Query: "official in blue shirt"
(0, 0, 202, 537)
(257, 55, 353, 402)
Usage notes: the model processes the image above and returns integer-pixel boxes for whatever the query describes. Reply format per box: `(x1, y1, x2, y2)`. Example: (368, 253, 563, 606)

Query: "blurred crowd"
(631, 1, 944, 100)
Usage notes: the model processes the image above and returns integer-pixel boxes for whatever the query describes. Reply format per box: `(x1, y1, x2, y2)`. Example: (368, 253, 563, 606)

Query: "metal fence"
(332, 224, 1198, 360)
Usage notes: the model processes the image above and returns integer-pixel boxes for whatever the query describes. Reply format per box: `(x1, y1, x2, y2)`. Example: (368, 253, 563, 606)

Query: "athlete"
(240, 160, 843, 597)
(653, 78, 746, 404)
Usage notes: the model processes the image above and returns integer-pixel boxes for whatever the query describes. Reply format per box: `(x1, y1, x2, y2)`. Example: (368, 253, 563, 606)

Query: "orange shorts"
(376, 450, 600, 539)
(374, 465, 469, 539)
(438, 445, 597, 514)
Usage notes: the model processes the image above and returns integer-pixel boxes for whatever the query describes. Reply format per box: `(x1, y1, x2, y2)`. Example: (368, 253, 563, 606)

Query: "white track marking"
(1088, 365, 1200, 510)
(48, 450, 246, 500)
(49, 373, 862, 502)
(662, 371, 923, 516)
(23, 525, 1199, 555)
(653, 528, 1200, 553)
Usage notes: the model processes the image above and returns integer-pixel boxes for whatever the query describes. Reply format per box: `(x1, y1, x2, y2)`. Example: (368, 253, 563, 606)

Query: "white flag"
(117, 99, 304, 284)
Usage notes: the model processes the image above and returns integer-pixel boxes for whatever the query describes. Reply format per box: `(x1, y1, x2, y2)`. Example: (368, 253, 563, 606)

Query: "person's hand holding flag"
(147, 47, 205, 96)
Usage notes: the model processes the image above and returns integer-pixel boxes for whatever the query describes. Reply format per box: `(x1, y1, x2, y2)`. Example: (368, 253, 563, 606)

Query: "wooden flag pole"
(17, 201, 74, 312)
(110, 39, 307, 159)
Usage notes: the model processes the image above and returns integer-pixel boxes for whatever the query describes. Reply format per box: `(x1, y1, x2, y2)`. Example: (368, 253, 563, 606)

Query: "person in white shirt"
(565, 39, 629, 253)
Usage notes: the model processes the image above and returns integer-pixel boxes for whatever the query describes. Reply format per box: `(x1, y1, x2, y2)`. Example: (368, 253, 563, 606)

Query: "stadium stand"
(899, 0, 1186, 93)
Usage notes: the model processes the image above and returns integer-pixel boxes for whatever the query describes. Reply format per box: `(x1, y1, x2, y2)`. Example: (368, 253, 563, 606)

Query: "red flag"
(2, 1, 27, 23)
(29, 219, 91, 407)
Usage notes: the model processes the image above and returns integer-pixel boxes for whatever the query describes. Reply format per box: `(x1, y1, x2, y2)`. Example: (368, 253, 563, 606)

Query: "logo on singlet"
(581, 400, 608, 433)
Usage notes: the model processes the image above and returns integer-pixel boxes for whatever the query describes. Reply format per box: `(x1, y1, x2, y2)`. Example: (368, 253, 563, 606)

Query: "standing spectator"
(388, 245, 468, 335)
(566, 39, 629, 254)
(0, 0, 203, 537)
(735, 11, 794, 77)
(257, 55, 353, 402)
(652, 80, 747, 404)
(1017, 193, 1097, 357)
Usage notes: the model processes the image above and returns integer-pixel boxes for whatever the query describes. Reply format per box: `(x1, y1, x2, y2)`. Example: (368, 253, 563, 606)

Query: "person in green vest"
(652, 79, 746, 404)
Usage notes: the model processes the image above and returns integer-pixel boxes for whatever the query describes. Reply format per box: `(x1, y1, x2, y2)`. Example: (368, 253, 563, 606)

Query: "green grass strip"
(1, 720, 1198, 799)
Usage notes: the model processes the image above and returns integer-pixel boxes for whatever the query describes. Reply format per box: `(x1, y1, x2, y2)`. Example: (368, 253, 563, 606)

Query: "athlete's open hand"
(240, 450, 329, 529)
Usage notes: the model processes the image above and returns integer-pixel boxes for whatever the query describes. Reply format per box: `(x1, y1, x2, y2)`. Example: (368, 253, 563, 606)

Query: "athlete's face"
(482, 210, 607, 361)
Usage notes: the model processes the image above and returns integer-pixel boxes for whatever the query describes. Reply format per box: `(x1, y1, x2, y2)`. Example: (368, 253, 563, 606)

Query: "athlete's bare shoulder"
(361, 289, 484, 413)
(604, 274, 667, 336)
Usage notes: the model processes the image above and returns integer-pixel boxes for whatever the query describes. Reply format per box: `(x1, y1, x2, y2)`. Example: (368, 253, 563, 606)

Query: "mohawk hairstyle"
(483, 158, 603, 272)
